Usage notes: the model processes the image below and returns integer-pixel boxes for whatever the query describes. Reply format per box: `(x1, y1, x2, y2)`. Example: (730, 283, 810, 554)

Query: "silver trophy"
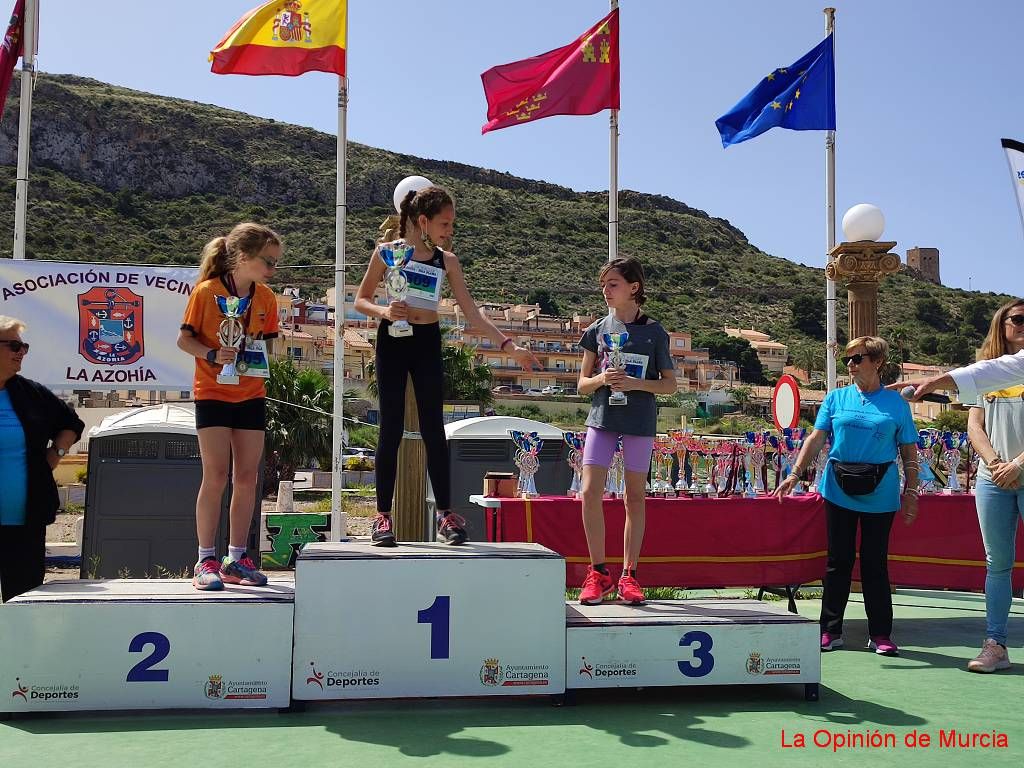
(510, 430, 541, 498)
(379, 241, 415, 338)
(941, 431, 965, 494)
(215, 294, 251, 386)
(564, 431, 585, 498)
(600, 314, 630, 406)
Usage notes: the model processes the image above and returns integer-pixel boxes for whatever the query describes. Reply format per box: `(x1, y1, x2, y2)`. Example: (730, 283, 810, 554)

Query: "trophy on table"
(600, 314, 630, 406)
(745, 432, 767, 496)
(782, 428, 806, 496)
(215, 294, 251, 386)
(941, 431, 966, 494)
(669, 429, 691, 496)
(564, 431, 586, 498)
(509, 430, 542, 498)
(809, 437, 830, 494)
(916, 430, 941, 494)
(379, 241, 415, 338)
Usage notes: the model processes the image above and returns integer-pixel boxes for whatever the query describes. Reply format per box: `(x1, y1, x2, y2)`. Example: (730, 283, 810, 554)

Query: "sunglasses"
(841, 353, 873, 366)
(255, 254, 279, 269)
(0, 340, 29, 353)
(1005, 314, 1024, 327)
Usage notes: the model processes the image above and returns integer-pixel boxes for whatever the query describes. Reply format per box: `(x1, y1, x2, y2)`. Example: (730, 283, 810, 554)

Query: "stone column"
(825, 241, 901, 339)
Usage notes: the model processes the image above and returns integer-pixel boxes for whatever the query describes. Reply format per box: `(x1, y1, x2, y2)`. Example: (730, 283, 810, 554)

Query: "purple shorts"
(582, 427, 654, 474)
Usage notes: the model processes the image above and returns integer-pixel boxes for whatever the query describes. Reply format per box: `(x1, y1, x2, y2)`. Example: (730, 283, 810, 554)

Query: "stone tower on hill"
(906, 247, 941, 285)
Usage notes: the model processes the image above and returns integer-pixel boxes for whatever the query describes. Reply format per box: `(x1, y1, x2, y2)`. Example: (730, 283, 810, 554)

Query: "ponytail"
(197, 236, 230, 282)
(398, 190, 417, 238)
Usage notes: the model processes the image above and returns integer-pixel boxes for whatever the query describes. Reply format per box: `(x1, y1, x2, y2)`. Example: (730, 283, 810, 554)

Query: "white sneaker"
(967, 639, 1011, 673)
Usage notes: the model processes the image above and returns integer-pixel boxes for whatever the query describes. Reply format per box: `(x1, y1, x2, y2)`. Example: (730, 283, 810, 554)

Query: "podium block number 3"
(417, 596, 451, 660)
(678, 630, 714, 678)
(126, 632, 171, 682)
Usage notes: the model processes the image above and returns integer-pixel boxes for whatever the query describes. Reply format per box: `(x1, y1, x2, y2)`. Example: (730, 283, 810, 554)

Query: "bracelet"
(903, 488, 919, 496)
(500, 338, 513, 351)
(1013, 457, 1024, 470)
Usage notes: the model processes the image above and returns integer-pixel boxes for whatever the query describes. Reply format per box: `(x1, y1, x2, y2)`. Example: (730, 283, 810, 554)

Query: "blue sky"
(33, 0, 1024, 296)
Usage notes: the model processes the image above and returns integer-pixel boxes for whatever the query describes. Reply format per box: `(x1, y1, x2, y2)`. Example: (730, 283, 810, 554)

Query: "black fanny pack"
(831, 460, 891, 496)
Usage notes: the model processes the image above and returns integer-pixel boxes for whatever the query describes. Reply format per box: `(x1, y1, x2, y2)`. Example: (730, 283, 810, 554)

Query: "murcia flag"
(480, 9, 619, 134)
(210, 0, 346, 77)
(0, 0, 24, 115)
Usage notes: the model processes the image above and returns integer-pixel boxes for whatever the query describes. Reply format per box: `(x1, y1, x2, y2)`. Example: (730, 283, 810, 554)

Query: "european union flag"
(716, 35, 835, 148)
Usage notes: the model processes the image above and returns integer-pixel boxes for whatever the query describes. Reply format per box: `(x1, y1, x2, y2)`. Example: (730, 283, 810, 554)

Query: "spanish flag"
(210, 0, 346, 77)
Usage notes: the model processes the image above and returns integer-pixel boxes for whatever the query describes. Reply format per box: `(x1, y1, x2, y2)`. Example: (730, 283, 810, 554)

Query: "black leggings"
(374, 321, 450, 513)
(820, 500, 896, 637)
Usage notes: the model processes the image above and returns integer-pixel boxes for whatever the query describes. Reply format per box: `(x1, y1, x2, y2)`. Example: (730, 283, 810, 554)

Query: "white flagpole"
(608, 0, 618, 263)
(12, 0, 36, 260)
(331, 61, 348, 540)
(824, 7, 837, 391)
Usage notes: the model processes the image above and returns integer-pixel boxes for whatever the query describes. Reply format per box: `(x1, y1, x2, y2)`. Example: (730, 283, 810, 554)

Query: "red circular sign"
(771, 374, 801, 431)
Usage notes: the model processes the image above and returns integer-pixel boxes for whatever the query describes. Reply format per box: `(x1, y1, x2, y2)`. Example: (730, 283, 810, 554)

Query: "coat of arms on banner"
(79, 287, 144, 365)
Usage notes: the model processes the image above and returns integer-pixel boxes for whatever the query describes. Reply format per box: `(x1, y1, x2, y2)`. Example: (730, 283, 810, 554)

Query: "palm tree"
(265, 359, 334, 483)
(791, 341, 824, 388)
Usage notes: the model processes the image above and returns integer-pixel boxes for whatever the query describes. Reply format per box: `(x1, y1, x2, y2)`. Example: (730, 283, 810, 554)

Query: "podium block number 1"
(417, 595, 451, 660)
(126, 631, 171, 682)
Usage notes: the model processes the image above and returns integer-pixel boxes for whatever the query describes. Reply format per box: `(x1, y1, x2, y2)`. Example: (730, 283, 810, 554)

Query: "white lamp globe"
(842, 204, 886, 242)
(393, 175, 434, 213)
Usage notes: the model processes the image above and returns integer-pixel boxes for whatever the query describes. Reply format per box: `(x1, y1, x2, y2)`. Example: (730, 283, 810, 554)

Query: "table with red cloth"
(480, 493, 1024, 593)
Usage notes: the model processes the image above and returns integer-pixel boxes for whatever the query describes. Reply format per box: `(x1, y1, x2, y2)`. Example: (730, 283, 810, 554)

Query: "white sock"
(198, 546, 217, 563)
(227, 546, 246, 563)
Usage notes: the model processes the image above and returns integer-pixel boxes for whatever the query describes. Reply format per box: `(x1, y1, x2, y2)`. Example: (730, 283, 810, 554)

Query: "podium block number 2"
(417, 596, 451, 660)
(126, 632, 171, 682)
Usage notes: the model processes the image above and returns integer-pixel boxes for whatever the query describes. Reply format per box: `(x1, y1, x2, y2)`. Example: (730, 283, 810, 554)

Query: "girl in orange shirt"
(178, 223, 281, 590)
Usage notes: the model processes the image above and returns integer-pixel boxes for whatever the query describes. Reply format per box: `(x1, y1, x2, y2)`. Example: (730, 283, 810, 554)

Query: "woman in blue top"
(776, 336, 918, 656)
(0, 315, 84, 602)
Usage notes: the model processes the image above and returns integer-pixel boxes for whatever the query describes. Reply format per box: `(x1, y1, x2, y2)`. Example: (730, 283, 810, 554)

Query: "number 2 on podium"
(417, 595, 451, 659)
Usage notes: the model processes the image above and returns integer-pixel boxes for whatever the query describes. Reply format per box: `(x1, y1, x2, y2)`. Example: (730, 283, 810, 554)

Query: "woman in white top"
(964, 299, 1024, 673)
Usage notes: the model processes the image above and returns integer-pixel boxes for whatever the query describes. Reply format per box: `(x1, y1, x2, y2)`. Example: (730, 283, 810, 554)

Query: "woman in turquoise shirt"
(777, 336, 918, 656)
(0, 315, 84, 602)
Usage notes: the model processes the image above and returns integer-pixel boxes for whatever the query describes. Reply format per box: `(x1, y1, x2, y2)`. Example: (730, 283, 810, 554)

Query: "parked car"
(524, 388, 544, 396)
(492, 385, 512, 394)
(541, 386, 565, 396)
(342, 447, 375, 468)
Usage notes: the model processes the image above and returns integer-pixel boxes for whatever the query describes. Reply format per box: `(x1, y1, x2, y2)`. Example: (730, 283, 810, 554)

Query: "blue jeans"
(973, 477, 1024, 645)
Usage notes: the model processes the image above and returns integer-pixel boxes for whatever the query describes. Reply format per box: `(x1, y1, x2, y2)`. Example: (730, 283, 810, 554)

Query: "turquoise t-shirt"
(0, 389, 28, 525)
(814, 385, 918, 513)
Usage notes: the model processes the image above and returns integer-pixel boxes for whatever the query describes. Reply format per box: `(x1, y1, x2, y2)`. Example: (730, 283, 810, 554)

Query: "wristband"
(500, 338, 513, 351)
(206, 348, 217, 363)
(1014, 457, 1024, 470)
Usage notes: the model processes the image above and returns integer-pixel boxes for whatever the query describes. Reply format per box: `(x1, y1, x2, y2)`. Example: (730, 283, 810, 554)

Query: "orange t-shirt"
(180, 277, 280, 403)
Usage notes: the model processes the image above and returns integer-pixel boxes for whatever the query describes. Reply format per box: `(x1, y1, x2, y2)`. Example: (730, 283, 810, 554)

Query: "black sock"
(593, 563, 609, 575)
(626, 568, 637, 578)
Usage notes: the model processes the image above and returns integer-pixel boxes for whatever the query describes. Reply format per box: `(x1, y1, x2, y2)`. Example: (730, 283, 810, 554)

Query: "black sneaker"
(436, 513, 468, 545)
(371, 513, 397, 547)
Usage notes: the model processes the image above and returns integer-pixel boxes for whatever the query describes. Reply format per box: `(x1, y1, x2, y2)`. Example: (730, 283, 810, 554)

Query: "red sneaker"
(617, 573, 646, 605)
(579, 567, 615, 605)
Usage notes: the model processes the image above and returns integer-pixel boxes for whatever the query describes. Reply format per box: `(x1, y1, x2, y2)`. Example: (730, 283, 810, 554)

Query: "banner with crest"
(0, 260, 199, 389)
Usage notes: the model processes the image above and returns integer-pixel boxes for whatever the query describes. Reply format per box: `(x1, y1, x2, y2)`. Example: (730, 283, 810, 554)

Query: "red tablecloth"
(483, 493, 1024, 592)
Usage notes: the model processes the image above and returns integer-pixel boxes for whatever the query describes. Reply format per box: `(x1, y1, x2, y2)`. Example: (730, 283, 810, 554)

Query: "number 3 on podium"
(417, 595, 451, 660)
(678, 630, 714, 678)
